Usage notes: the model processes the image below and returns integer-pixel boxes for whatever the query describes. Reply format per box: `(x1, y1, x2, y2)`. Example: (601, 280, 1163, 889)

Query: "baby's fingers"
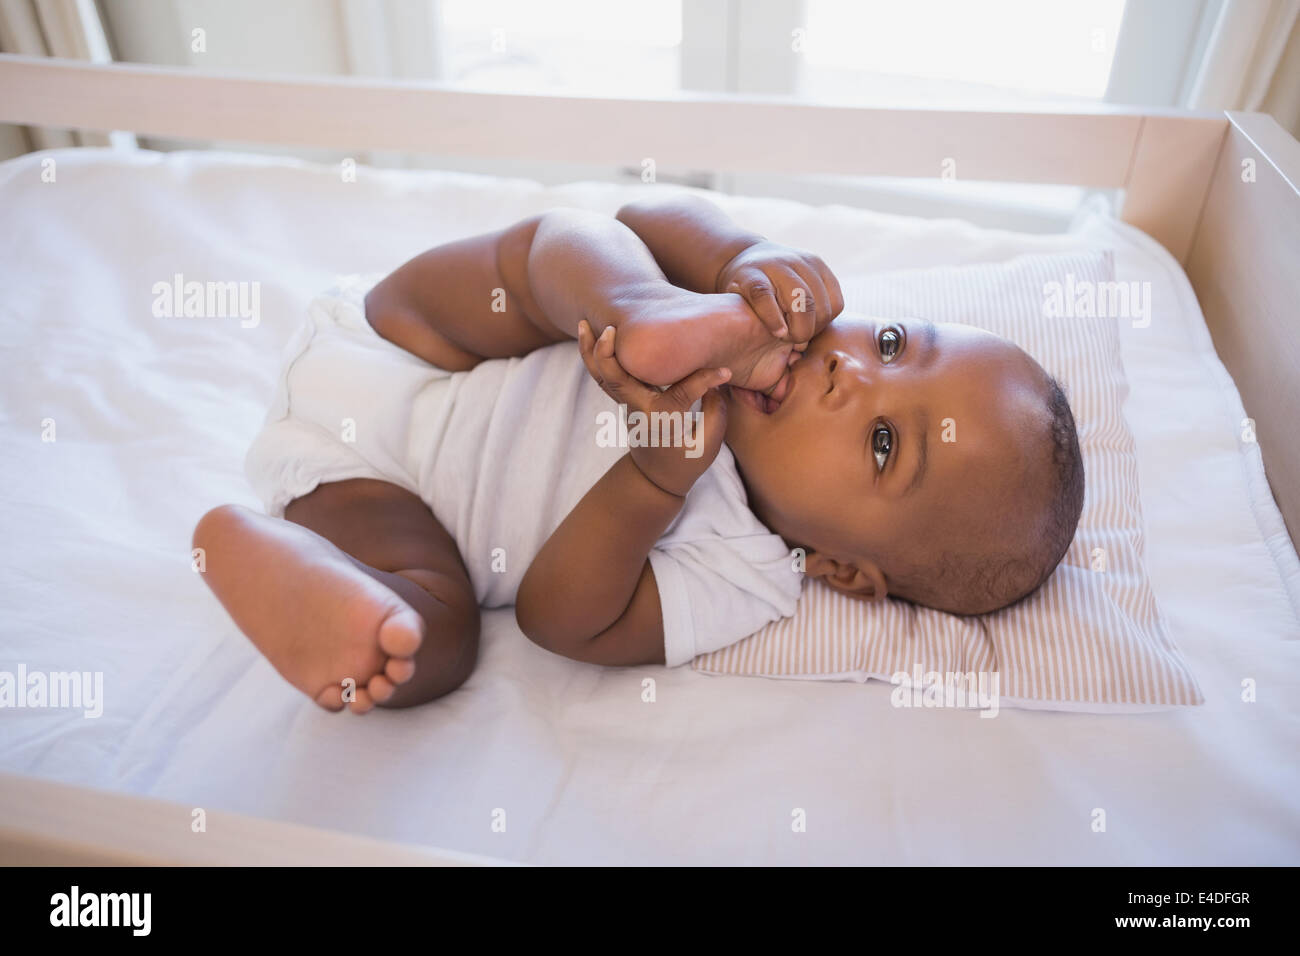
(576, 319, 604, 380)
(822, 268, 845, 322)
(661, 365, 731, 412)
(578, 321, 655, 403)
(808, 254, 846, 322)
(695, 383, 729, 455)
(785, 266, 828, 343)
(727, 274, 788, 339)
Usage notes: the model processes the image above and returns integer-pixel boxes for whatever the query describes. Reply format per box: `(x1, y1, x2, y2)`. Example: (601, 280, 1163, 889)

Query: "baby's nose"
(826, 349, 877, 406)
(827, 348, 864, 378)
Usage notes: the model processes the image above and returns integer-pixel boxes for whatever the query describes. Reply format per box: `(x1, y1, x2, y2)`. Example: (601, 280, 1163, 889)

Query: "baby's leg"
(193, 479, 478, 713)
(366, 209, 778, 389)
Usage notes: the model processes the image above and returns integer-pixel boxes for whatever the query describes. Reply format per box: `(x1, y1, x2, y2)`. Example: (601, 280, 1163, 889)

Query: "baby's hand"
(716, 240, 844, 345)
(578, 320, 729, 498)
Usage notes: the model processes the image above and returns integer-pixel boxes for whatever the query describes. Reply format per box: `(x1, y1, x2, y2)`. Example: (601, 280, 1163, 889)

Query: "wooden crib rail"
(2, 53, 1225, 260)
(0, 772, 506, 865)
(1185, 111, 1300, 548)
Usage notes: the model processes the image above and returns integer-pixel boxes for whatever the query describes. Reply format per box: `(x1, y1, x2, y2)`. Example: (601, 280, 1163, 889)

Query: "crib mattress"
(1, 148, 1297, 865)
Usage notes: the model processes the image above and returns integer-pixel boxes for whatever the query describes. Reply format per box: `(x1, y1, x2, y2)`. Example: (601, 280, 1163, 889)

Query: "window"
(436, 0, 682, 96)
(797, 0, 1128, 106)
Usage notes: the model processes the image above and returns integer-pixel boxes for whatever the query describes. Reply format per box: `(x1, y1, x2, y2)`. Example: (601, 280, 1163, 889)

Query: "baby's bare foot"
(612, 285, 796, 393)
(193, 505, 423, 714)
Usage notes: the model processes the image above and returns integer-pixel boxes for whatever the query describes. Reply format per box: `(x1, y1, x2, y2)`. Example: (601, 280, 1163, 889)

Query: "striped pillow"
(694, 251, 1204, 712)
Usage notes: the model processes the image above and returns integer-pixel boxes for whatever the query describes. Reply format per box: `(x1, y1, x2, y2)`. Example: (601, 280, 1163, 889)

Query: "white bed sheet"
(1, 148, 1297, 865)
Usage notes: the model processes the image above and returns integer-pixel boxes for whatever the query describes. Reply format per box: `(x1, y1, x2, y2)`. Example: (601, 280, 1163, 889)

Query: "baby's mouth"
(729, 386, 778, 414)
(729, 366, 794, 415)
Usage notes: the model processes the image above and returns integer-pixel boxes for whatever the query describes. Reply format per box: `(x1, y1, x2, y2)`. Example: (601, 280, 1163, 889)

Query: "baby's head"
(724, 315, 1084, 615)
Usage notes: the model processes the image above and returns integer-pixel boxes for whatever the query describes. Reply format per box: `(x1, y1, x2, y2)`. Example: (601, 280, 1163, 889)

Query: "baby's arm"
(365, 210, 666, 371)
(365, 208, 797, 391)
(614, 194, 764, 296)
(617, 193, 845, 343)
(515, 322, 729, 665)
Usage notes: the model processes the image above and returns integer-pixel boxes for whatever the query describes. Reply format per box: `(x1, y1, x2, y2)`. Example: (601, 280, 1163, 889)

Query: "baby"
(194, 195, 1084, 712)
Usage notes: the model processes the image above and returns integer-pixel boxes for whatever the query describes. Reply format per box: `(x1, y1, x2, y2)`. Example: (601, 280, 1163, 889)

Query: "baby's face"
(723, 315, 1052, 592)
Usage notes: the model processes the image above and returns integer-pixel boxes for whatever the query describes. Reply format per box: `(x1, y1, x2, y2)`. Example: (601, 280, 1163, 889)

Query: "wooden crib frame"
(1, 53, 1298, 866)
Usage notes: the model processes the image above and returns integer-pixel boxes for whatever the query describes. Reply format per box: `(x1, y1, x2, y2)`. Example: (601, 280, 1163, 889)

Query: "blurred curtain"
(94, 0, 435, 165)
(1186, 0, 1300, 135)
(0, 0, 122, 149)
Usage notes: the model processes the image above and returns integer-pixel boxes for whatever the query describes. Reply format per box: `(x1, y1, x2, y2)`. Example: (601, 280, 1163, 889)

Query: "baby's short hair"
(889, 375, 1085, 616)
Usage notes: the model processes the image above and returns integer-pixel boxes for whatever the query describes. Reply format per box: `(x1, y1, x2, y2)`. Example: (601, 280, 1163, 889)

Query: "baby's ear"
(803, 551, 888, 602)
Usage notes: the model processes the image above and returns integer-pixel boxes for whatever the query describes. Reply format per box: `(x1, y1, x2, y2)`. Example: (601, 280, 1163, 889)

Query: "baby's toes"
(349, 687, 375, 715)
(368, 674, 396, 704)
(378, 606, 424, 658)
(385, 656, 416, 685)
(314, 684, 345, 712)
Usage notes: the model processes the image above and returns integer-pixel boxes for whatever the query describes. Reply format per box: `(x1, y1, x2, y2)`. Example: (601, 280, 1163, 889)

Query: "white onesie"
(245, 275, 803, 666)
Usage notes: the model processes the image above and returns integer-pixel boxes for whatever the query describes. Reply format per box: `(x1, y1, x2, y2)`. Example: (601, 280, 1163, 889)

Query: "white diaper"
(244, 274, 456, 516)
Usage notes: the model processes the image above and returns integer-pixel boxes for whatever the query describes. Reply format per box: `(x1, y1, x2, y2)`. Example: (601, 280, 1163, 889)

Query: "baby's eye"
(871, 424, 893, 472)
(878, 327, 902, 363)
